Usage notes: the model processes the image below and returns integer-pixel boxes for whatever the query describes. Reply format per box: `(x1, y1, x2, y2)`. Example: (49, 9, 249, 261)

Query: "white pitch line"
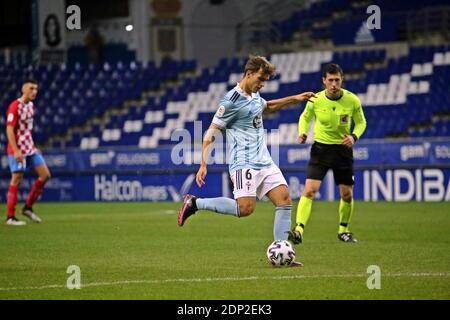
(0, 273, 449, 292)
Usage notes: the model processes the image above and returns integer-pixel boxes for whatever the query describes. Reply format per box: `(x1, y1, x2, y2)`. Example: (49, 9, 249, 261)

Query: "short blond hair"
(243, 55, 276, 78)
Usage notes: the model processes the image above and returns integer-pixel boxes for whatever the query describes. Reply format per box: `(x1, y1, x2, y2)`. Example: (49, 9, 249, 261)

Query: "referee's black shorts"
(306, 141, 354, 186)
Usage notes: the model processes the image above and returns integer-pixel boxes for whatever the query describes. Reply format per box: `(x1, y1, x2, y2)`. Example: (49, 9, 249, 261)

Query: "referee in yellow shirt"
(289, 63, 367, 244)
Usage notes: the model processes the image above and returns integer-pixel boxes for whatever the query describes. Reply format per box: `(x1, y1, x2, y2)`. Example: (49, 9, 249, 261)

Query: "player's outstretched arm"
(196, 123, 223, 187)
(264, 91, 316, 114)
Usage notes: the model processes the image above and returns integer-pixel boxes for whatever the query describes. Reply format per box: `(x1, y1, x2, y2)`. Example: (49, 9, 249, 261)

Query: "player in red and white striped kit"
(5, 79, 51, 226)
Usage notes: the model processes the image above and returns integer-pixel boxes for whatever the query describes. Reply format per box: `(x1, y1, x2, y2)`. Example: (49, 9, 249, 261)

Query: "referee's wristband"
(351, 133, 358, 142)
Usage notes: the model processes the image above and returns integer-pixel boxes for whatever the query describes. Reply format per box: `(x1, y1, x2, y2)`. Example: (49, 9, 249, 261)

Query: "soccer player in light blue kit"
(178, 56, 315, 266)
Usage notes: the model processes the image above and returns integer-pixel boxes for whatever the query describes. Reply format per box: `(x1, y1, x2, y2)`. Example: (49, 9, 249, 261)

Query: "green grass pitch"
(0, 201, 449, 300)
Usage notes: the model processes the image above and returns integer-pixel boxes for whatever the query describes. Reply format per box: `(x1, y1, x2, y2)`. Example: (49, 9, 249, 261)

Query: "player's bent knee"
(11, 175, 23, 186)
(341, 193, 353, 202)
(281, 195, 292, 206)
(239, 204, 255, 217)
(340, 189, 353, 202)
(38, 168, 51, 182)
(42, 173, 51, 182)
(303, 189, 317, 199)
(11, 180, 22, 187)
(239, 209, 254, 217)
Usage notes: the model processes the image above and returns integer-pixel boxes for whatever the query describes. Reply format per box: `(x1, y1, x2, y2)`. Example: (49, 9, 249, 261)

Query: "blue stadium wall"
(1, 140, 449, 202)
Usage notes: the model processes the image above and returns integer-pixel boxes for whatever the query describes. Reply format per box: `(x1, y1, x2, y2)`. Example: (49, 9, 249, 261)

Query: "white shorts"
(230, 165, 288, 200)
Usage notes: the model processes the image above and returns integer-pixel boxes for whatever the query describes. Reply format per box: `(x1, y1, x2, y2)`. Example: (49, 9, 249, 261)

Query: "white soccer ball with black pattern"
(266, 240, 296, 267)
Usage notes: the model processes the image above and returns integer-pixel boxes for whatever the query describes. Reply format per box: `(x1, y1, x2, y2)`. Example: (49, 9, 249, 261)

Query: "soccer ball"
(266, 240, 296, 267)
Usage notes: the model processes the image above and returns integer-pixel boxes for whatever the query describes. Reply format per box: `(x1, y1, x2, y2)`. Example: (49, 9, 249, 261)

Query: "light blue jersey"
(212, 84, 274, 173)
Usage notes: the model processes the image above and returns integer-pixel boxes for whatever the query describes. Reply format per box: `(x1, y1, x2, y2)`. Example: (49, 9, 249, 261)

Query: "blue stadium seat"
(2, 41, 449, 149)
